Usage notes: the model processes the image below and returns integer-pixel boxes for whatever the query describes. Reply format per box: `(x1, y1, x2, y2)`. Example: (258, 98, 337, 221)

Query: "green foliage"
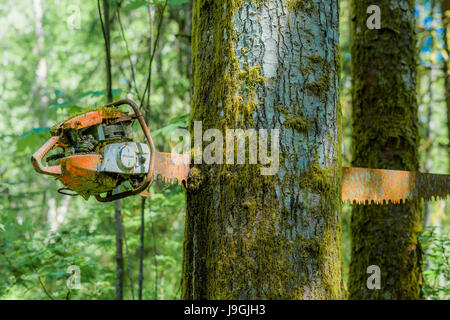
(123, 0, 189, 11)
(123, 0, 151, 11)
(17, 127, 51, 152)
(419, 227, 450, 300)
(0, 219, 116, 299)
(0, 184, 186, 299)
(0, 0, 191, 299)
(151, 113, 189, 137)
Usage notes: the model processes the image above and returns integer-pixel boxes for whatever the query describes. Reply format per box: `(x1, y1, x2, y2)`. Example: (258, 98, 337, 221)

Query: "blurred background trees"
(0, 0, 448, 299)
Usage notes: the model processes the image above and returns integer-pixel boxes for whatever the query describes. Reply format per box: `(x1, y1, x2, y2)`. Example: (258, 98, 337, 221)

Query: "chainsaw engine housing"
(100, 142, 150, 174)
(32, 103, 153, 200)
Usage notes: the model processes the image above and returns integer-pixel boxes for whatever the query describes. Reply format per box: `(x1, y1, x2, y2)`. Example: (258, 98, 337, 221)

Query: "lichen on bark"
(349, 0, 423, 299)
(182, 0, 342, 299)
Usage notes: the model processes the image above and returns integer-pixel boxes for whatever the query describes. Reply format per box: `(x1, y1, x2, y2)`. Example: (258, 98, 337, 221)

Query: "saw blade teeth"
(342, 167, 450, 206)
(342, 195, 449, 206)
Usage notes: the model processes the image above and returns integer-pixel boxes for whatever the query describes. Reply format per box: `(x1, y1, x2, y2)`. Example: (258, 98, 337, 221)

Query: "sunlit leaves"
(122, 0, 150, 11)
(151, 113, 189, 137)
(122, 0, 188, 11)
(17, 127, 51, 153)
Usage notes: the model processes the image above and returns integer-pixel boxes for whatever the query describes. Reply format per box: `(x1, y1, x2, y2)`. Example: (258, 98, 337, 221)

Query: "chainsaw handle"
(31, 136, 62, 177)
(95, 99, 156, 202)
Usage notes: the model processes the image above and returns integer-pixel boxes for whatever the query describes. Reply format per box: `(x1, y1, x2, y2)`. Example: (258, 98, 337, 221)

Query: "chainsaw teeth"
(152, 152, 190, 186)
(342, 167, 450, 205)
(153, 174, 183, 186)
(343, 195, 449, 206)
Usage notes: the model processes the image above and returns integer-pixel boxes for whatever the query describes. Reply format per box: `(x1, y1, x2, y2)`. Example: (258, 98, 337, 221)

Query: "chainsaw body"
(31, 99, 158, 202)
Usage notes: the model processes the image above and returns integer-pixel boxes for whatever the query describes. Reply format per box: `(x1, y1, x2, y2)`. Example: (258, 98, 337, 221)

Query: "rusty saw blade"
(342, 167, 450, 204)
(153, 153, 449, 204)
(153, 152, 190, 186)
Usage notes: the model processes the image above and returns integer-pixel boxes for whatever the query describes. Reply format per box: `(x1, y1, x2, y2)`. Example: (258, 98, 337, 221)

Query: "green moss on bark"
(286, 0, 315, 14)
(183, 0, 342, 300)
(275, 105, 312, 132)
(349, 0, 423, 300)
(304, 54, 333, 100)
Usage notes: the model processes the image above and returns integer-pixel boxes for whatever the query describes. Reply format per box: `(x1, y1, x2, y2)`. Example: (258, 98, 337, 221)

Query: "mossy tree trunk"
(182, 0, 342, 299)
(349, 0, 423, 299)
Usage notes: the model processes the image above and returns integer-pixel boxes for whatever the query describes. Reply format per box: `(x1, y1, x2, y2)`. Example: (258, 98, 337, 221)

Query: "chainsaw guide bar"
(153, 152, 190, 186)
(31, 99, 449, 204)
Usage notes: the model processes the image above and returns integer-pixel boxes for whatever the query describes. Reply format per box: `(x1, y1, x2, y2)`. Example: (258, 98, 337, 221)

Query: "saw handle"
(31, 136, 62, 177)
(95, 99, 156, 202)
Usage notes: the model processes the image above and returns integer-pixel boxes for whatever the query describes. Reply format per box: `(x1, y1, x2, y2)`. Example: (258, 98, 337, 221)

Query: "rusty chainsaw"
(31, 99, 449, 204)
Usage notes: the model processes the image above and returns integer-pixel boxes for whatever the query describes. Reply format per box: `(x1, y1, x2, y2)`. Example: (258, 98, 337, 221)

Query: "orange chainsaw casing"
(57, 154, 117, 196)
(56, 109, 124, 132)
(32, 110, 124, 198)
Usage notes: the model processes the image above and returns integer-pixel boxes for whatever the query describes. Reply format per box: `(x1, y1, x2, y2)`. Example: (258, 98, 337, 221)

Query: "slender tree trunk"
(441, 0, 450, 169)
(138, 197, 145, 300)
(180, 0, 193, 88)
(32, 0, 63, 229)
(99, 0, 124, 300)
(114, 200, 124, 300)
(137, 3, 155, 301)
(182, 0, 342, 299)
(104, 0, 113, 103)
(423, 69, 435, 227)
(32, 0, 47, 129)
(349, 0, 423, 299)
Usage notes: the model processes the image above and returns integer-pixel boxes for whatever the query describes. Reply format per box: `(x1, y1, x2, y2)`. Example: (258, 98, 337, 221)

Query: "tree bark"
(182, 0, 342, 299)
(99, 0, 124, 300)
(114, 200, 124, 300)
(349, 0, 423, 299)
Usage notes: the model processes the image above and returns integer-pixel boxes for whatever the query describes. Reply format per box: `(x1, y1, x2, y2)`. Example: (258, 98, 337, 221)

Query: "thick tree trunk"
(349, 0, 423, 299)
(182, 0, 342, 299)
